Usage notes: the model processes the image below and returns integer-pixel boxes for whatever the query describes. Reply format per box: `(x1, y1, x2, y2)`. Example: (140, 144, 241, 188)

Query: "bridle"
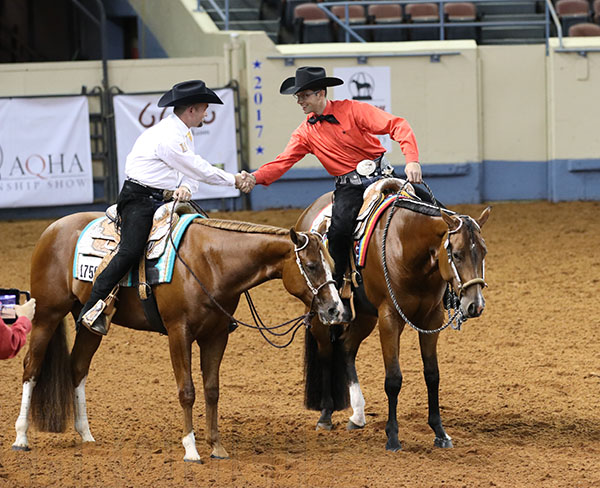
(293, 231, 337, 297)
(443, 216, 487, 298)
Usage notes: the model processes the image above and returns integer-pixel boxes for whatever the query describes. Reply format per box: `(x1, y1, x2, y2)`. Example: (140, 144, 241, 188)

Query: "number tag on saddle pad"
(356, 159, 376, 176)
(76, 255, 102, 282)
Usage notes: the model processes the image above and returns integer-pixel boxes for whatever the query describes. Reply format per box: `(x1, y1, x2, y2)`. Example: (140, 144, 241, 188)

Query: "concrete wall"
(236, 36, 600, 207)
(479, 44, 548, 201)
(546, 38, 600, 202)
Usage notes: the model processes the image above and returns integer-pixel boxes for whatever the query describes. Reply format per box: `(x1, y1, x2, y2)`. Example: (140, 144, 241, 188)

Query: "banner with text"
(0, 96, 93, 208)
(113, 88, 240, 200)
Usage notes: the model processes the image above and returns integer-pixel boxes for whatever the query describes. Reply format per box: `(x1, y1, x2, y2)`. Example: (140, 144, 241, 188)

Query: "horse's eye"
(452, 251, 463, 261)
(306, 262, 318, 272)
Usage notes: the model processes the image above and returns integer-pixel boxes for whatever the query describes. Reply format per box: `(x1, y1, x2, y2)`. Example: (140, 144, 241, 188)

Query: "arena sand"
(0, 201, 598, 487)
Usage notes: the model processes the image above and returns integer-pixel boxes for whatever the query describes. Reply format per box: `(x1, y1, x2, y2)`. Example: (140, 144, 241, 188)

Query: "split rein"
(166, 202, 327, 348)
(381, 181, 480, 334)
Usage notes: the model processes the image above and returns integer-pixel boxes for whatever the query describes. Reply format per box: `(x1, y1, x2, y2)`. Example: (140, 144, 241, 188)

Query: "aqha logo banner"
(113, 88, 239, 200)
(0, 97, 93, 208)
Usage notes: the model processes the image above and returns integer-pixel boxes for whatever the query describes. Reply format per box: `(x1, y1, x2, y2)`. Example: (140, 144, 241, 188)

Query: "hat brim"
(158, 90, 223, 107)
(280, 76, 344, 95)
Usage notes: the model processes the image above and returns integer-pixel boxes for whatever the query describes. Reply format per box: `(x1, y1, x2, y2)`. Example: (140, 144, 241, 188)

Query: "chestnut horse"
(12, 212, 344, 463)
(296, 190, 490, 451)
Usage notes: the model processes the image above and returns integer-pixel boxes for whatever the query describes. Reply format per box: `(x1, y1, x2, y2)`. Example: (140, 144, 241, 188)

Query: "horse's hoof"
(210, 454, 229, 460)
(434, 436, 453, 448)
(346, 420, 364, 431)
(11, 445, 30, 452)
(184, 458, 204, 464)
(385, 442, 402, 452)
(316, 421, 333, 431)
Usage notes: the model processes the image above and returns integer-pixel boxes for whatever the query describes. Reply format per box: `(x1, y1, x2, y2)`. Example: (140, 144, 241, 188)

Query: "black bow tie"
(308, 114, 339, 125)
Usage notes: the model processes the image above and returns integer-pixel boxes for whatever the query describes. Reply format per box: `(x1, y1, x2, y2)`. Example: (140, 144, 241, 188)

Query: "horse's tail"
(303, 324, 350, 411)
(30, 318, 73, 432)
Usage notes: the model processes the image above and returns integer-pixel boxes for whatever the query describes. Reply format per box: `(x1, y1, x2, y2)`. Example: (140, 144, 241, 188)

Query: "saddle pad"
(73, 213, 202, 285)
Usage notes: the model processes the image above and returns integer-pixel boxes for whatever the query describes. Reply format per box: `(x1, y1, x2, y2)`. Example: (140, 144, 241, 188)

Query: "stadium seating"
(293, 3, 335, 43)
(444, 2, 478, 40)
(568, 21, 600, 35)
(283, 0, 311, 28)
(331, 4, 368, 41)
(367, 4, 408, 42)
(405, 3, 440, 40)
(555, 0, 591, 34)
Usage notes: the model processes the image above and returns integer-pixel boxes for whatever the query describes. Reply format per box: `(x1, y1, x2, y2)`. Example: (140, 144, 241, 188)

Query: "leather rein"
(166, 201, 332, 348)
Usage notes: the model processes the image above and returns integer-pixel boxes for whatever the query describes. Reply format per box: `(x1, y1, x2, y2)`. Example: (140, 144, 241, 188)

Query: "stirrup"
(81, 300, 109, 336)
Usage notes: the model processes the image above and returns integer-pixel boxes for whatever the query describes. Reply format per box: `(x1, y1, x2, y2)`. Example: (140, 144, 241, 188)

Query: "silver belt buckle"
(356, 159, 376, 177)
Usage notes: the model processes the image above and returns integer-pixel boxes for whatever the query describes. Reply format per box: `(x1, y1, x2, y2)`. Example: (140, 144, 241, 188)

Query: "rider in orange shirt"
(241, 67, 422, 295)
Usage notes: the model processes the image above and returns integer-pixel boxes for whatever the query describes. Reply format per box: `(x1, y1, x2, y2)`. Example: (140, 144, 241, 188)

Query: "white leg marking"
(348, 382, 366, 427)
(13, 379, 36, 450)
(182, 431, 202, 463)
(74, 376, 95, 443)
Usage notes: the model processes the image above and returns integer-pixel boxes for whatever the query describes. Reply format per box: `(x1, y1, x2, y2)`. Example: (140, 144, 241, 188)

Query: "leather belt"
(124, 179, 174, 201)
(335, 156, 384, 186)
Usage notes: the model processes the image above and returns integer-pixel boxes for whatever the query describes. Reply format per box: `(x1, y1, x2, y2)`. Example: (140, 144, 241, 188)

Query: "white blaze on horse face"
(74, 376, 95, 443)
(182, 431, 202, 463)
(318, 248, 345, 323)
(13, 379, 36, 450)
(348, 382, 366, 428)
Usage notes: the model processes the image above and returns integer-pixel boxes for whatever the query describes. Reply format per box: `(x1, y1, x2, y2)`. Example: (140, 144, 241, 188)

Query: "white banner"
(113, 88, 240, 200)
(0, 96, 93, 208)
(333, 67, 393, 152)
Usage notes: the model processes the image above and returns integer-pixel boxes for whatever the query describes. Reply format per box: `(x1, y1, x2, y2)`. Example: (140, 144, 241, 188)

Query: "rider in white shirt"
(78, 80, 248, 336)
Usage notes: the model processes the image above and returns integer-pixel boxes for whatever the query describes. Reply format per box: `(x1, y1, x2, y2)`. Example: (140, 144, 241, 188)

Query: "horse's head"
(287, 229, 345, 325)
(438, 207, 491, 319)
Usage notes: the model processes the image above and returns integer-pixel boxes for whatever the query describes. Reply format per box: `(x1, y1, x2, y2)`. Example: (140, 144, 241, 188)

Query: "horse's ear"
(477, 206, 491, 228)
(441, 210, 460, 231)
(289, 228, 299, 245)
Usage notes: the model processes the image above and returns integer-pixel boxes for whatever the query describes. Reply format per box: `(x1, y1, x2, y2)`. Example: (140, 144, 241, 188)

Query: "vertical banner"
(0, 96, 93, 208)
(113, 88, 239, 200)
(333, 66, 393, 152)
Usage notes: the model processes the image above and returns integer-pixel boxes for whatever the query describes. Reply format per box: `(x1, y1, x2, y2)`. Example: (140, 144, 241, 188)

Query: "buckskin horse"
(12, 212, 344, 463)
(296, 186, 490, 451)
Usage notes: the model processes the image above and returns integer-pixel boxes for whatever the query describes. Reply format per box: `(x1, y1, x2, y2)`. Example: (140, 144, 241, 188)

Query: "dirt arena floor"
(0, 200, 599, 488)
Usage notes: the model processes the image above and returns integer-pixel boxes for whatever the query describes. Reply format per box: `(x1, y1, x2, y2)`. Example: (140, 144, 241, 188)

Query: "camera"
(0, 288, 31, 325)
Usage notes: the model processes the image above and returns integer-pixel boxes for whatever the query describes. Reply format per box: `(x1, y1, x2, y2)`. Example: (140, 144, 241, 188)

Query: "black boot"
(77, 300, 109, 336)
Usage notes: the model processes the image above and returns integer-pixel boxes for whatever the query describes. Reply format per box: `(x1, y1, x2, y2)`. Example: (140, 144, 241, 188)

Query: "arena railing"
(197, 0, 231, 30)
(318, 0, 561, 53)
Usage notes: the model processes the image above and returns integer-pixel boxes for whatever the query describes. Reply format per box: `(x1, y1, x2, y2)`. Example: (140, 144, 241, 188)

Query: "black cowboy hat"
(280, 66, 344, 95)
(158, 80, 223, 107)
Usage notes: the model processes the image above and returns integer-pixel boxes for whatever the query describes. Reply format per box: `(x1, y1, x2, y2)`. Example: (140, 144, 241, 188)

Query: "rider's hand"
(14, 298, 36, 322)
(405, 162, 422, 184)
(174, 186, 192, 202)
(235, 171, 256, 194)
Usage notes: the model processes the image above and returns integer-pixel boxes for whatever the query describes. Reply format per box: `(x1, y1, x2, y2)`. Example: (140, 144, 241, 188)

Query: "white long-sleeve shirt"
(125, 113, 235, 194)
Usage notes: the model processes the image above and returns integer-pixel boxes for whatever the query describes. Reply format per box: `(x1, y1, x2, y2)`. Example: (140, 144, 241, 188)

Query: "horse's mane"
(194, 218, 289, 236)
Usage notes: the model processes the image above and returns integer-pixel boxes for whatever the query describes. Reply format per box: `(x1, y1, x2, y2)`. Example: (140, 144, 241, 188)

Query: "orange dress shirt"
(254, 99, 420, 186)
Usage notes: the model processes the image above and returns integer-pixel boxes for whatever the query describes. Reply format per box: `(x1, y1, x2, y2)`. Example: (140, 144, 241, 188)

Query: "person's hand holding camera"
(14, 298, 36, 322)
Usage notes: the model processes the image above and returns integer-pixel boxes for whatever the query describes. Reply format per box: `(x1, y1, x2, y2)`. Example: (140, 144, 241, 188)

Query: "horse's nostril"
(329, 307, 339, 318)
(467, 302, 483, 317)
